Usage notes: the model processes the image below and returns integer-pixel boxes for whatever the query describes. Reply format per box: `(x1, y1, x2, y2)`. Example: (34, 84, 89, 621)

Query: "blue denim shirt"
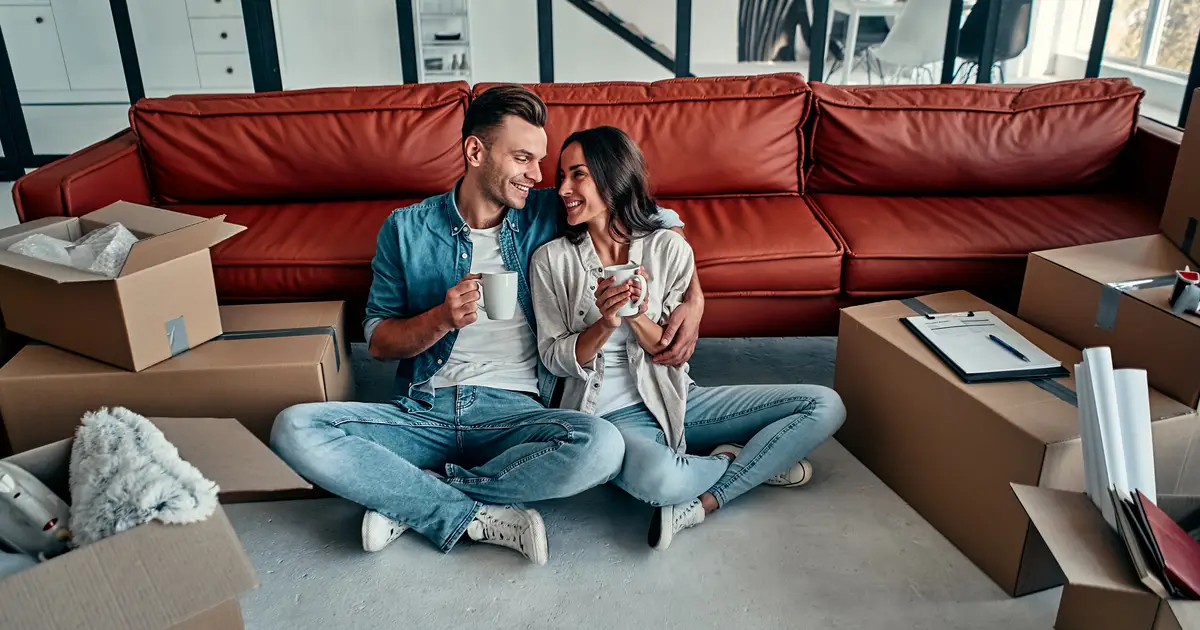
(364, 183, 684, 410)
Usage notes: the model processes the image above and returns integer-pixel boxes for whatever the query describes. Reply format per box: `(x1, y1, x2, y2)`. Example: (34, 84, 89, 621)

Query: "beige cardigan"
(530, 229, 695, 452)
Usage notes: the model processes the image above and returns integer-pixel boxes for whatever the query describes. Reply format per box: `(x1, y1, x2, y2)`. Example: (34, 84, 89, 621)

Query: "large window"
(1076, 0, 1199, 74)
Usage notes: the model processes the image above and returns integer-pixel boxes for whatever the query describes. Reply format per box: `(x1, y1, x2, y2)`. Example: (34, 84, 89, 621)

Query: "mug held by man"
(479, 271, 519, 320)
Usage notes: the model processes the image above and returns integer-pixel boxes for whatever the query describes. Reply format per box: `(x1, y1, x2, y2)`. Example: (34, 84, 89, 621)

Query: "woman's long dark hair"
(559, 126, 661, 245)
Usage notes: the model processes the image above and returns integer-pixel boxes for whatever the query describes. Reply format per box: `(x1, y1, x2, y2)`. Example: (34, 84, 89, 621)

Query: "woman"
(529, 126, 846, 551)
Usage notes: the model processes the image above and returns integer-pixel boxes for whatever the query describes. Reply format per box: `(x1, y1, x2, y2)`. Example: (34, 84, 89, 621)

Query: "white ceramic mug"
(602, 263, 647, 317)
(478, 271, 518, 320)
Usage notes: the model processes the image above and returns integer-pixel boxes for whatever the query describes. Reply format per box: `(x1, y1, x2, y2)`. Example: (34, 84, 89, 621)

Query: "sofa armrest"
(1121, 116, 1183, 213)
(12, 129, 152, 222)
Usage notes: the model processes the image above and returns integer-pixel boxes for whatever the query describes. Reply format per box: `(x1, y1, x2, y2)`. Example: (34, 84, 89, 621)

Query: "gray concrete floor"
(225, 338, 1060, 630)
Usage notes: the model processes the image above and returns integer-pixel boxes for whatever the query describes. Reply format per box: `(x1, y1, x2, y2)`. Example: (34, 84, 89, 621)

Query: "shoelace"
(673, 501, 700, 531)
(479, 511, 527, 552)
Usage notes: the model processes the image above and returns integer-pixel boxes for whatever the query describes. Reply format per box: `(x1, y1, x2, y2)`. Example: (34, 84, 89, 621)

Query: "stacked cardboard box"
(0, 200, 355, 452)
(834, 290, 1200, 597)
(0, 416, 312, 630)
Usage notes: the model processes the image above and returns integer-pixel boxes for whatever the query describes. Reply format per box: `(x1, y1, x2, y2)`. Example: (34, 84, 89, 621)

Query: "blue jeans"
(270, 386, 625, 552)
(604, 384, 845, 508)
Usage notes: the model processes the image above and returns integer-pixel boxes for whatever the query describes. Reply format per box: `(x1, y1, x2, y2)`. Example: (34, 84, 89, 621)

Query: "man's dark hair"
(462, 85, 547, 146)
(560, 126, 661, 245)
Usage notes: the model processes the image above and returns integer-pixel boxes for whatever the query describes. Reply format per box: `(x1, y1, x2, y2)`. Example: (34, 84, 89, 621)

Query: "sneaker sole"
(362, 513, 406, 553)
(525, 509, 550, 565)
(648, 504, 674, 551)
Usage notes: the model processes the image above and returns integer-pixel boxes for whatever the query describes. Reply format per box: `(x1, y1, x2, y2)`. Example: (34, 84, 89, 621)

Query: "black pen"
(988, 334, 1030, 362)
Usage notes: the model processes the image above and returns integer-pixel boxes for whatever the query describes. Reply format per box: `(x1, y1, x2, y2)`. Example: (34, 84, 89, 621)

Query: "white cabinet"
(52, 0, 126, 91)
(190, 17, 247, 53)
(185, 0, 240, 19)
(0, 5, 70, 92)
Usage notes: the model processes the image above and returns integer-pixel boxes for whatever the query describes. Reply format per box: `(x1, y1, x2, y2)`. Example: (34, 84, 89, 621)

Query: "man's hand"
(438, 273, 482, 330)
(653, 297, 702, 366)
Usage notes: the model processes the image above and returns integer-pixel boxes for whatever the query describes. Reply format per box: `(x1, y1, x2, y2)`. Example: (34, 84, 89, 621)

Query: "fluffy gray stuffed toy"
(67, 407, 219, 547)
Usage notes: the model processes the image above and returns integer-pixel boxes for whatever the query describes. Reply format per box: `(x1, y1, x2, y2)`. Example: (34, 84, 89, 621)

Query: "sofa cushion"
(475, 74, 811, 196)
(807, 79, 1144, 195)
(811, 192, 1161, 296)
(667, 196, 842, 295)
(133, 84, 469, 204)
(167, 199, 421, 301)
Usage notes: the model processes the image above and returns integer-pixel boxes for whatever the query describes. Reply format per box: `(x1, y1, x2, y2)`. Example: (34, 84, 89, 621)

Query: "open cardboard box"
(1013, 484, 1200, 630)
(835, 290, 1199, 597)
(1019, 235, 1200, 408)
(0, 301, 354, 453)
(0, 202, 245, 372)
(0, 416, 310, 630)
(1162, 87, 1200, 266)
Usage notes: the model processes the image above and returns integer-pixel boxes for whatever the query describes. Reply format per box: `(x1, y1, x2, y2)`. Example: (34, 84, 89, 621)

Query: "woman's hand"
(595, 276, 633, 329)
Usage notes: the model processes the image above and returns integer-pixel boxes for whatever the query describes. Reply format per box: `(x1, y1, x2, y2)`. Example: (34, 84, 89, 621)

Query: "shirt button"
(436, 359, 443, 365)
(579, 310, 585, 316)
(592, 382, 600, 389)
(461, 253, 468, 259)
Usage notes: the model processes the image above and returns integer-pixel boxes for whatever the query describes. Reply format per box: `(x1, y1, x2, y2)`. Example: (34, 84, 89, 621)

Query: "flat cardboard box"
(0, 416, 311, 630)
(834, 290, 1198, 596)
(1162, 87, 1200, 264)
(0, 300, 353, 453)
(1013, 484, 1200, 630)
(1019, 234, 1200, 409)
(0, 202, 245, 372)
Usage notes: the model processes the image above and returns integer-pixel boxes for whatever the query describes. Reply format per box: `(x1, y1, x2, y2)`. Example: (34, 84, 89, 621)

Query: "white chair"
(865, 0, 952, 83)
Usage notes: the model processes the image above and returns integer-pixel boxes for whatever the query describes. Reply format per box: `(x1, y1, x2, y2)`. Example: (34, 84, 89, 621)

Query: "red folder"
(1137, 490, 1200, 599)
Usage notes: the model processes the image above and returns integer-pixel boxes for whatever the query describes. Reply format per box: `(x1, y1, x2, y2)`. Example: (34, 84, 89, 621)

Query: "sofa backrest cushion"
(474, 74, 811, 196)
(131, 83, 469, 203)
(807, 79, 1144, 195)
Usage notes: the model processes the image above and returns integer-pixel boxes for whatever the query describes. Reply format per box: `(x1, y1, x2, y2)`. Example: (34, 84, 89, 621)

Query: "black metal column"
(1180, 29, 1200, 127)
(538, 0, 554, 82)
(808, 0, 829, 81)
(975, 0, 1004, 83)
(108, 0, 145, 103)
(0, 23, 28, 181)
(396, 0, 418, 84)
(675, 0, 692, 78)
(940, 0, 964, 83)
(242, 0, 283, 92)
(1084, 0, 1114, 78)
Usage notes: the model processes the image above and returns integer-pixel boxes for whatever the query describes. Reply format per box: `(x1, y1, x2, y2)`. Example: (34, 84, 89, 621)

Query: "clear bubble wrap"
(7, 223, 138, 278)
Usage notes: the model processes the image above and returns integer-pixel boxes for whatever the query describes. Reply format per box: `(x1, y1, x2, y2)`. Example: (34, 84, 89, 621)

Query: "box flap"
(118, 215, 225, 276)
(152, 417, 311, 499)
(1011, 484, 1146, 593)
(81, 201, 210, 236)
(1164, 600, 1200, 630)
(1162, 90, 1200, 264)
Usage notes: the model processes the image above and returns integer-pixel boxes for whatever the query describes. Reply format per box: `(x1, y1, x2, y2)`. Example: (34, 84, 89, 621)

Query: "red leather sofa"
(12, 73, 1179, 338)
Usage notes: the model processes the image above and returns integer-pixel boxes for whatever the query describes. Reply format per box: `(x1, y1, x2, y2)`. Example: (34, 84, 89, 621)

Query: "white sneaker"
(648, 498, 705, 551)
(710, 443, 814, 488)
(362, 510, 409, 552)
(465, 505, 549, 565)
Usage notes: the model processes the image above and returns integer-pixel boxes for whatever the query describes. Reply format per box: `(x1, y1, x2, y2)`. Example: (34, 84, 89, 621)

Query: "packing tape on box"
(165, 317, 189, 356)
(1096, 274, 1177, 330)
(217, 326, 342, 372)
(900, 297, 1078, 407)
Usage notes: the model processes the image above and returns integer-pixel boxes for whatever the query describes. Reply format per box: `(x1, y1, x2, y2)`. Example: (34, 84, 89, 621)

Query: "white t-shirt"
(430, 225, 540, 394)
(594, 322, 645, 416)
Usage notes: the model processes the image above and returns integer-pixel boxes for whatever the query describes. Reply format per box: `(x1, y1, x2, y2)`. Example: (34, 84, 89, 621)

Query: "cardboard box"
(834, 290, 1198, 596)
(0, 416, 311, 630)
(1163, 88, 1200, 265)
(0, 301, 353, 453)
(1013, 484, 1200, 630)
(1019, 234, 1200, 409)
(0, 202, 245, 372)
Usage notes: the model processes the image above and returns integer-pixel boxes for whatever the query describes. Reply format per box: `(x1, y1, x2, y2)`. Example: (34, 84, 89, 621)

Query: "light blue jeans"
(270, 386, 625, 552)
(604, 384, 846, 508)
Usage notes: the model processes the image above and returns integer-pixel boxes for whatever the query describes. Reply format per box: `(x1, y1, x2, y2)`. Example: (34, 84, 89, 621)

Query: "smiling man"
(270, 85, 705, 565)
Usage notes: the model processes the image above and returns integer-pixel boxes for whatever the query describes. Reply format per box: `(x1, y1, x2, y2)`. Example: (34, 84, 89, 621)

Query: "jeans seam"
(328, 416, 452, 429)
(686, 396, 817, 428)
(707, 408, 816, 505)
(450, 437, 571, 484)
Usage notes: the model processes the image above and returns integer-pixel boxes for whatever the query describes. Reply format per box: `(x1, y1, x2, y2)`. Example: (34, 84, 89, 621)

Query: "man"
(271, 85, 705, 565)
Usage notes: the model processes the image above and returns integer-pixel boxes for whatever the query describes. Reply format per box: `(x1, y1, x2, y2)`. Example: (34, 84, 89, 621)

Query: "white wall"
(692, 0, 739, 65)
(273, 0, 404, 90)
(467, 0, 539, 84)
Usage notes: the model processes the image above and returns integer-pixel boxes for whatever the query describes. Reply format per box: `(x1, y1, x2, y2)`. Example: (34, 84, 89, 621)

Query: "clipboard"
(901, 310, 1070, 384)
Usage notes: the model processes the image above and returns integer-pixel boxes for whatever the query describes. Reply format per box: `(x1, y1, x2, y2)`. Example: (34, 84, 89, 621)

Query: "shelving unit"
(412, 0, 471, 84)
